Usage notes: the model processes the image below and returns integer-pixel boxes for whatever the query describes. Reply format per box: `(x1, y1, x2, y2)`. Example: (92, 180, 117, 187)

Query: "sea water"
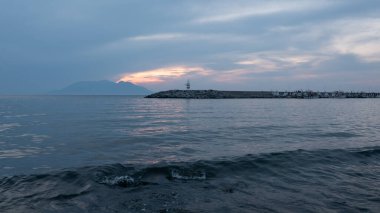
(0, 96, 379, 212)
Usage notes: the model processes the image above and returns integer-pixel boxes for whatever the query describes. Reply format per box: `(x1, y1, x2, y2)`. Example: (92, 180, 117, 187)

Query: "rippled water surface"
(0, 96, 379, 212)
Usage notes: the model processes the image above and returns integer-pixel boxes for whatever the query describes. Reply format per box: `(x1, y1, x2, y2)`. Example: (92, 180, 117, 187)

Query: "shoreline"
(145, 90, 380, 99)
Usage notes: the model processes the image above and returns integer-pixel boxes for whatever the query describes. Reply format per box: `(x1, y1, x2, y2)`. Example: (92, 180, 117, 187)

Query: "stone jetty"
(145, 90, 380, 99)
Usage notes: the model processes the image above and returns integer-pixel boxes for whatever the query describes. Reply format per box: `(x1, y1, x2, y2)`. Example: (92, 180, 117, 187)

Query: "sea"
(0, 96, 379, 212)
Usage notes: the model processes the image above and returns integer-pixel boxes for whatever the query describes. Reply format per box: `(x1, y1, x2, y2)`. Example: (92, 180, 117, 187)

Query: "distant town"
(272, 90, 380, 99)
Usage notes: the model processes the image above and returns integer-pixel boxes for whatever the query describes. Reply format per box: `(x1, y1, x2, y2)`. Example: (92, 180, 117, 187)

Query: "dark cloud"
(1, 0, 380, 94)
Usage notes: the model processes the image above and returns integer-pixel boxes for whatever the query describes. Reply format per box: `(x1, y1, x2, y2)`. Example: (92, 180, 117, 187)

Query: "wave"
(1, 147, 380, 212)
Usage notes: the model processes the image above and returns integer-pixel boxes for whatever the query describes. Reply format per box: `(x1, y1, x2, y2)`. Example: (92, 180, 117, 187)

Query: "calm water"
(1, 96, 380, 212)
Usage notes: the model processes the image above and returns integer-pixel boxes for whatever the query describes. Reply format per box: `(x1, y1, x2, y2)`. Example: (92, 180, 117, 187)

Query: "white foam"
(101, 175, 135, 186)
(170, 169, 206, 180)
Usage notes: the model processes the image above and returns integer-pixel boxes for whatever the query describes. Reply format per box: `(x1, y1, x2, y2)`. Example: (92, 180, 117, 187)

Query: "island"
(145, 90, 380, 99)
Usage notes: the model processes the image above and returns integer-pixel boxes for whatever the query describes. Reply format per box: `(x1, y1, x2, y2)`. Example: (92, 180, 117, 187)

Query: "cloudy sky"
(1, 0, 380, 94)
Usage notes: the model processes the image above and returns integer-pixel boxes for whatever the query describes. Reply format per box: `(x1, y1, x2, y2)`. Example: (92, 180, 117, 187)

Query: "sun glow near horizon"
(117, 66, 211, 84)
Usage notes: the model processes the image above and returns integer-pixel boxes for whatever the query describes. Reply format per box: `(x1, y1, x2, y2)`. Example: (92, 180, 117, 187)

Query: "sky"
(1, 0, 380, 94)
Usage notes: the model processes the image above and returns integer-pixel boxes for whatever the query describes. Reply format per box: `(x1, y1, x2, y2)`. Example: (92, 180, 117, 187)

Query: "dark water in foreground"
(0, 96, 380, 212)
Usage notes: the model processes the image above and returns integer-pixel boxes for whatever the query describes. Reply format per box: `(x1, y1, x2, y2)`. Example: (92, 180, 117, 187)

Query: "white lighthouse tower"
(186, 80, 190, 90)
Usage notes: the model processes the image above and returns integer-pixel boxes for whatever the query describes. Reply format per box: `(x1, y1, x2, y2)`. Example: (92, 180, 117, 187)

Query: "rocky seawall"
(145, 90, 380, 99)
(145, 90, 273, 99)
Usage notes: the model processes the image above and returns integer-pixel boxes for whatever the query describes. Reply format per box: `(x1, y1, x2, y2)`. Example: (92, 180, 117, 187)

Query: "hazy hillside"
(51, 80, 152, 95)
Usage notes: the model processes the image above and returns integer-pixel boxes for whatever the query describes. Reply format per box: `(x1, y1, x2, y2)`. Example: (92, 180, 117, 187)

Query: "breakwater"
(145, 90, 380, 99)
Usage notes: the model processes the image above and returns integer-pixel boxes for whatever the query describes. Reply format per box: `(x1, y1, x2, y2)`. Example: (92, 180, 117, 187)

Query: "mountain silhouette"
(51, 80, 152, 95)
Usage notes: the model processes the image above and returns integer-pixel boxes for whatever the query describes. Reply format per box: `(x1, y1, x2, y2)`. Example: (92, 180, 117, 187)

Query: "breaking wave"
(1, 147, 380, 212)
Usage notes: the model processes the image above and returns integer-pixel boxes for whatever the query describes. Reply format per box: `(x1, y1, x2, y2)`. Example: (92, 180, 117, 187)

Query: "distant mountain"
(50, 80, 152, 95)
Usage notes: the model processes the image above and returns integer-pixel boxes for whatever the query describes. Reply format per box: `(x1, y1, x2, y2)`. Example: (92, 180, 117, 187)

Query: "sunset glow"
(117, 66, 211, 84)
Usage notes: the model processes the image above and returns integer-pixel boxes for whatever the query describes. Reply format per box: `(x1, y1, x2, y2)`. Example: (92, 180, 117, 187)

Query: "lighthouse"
(186, 80, 190, 90)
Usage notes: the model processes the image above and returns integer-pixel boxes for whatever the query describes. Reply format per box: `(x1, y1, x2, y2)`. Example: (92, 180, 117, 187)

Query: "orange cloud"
(117, 66, 211, 84)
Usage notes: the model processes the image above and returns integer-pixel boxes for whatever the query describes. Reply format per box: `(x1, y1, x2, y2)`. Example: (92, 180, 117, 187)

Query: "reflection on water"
(16, 134, 50, 142)
(0, 148, 42, 159)
(0, 123, 21, 132)
(0, 96, 379, 175)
